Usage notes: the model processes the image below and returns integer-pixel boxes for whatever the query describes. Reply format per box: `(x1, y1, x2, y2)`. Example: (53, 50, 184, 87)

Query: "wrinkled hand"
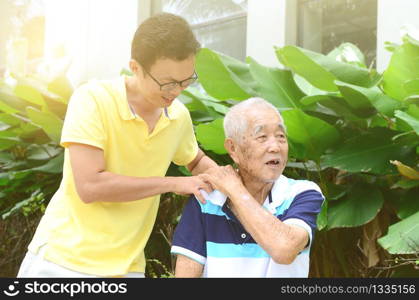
(173, 176, 213, 204)
(200, 165, 243, 197)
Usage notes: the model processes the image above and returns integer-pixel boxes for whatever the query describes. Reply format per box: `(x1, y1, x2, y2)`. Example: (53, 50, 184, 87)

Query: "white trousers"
(17, 247, 145, 278)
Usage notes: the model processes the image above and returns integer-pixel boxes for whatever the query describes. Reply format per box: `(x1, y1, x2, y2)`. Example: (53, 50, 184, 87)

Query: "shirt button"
(241, 233, 246, 239)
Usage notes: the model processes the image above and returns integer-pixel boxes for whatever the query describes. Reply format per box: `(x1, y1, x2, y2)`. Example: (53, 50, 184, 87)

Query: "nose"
(169, 85, 186, 97)
(267, 136, 281, 153)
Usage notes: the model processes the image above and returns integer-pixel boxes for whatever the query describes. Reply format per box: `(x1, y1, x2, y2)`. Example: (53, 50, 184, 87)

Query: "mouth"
(265, 159, 281, 167)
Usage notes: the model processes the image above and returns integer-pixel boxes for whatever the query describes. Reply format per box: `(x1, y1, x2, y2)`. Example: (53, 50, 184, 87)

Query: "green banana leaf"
(29, 153, 64, 174)
(382, 35, 419, 101)
(14, 85, 46, 107)
(26, 107, 63, 143)
(196, 48, 257, 100)
(327, 42, 367, 68)
(395, 110, 419, 135)
(327, 183, 384, 228)
(322, 128, 416, 174)
(378, 210, 419, 254)
(247, 57, 304, 109)
(335, 80, 401, 116)
(195, 118, 227, 155)
(282, 109, 340, 161)
(276, 45, 375, 92)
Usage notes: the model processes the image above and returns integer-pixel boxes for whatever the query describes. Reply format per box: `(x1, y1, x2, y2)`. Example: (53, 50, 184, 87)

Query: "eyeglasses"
(143, 68, 198, 92)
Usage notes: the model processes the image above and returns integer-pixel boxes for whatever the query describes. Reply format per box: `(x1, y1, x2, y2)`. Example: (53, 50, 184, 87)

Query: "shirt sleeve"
(171, 196, 207, 265)
(281, 189, 324, 248)
(171, 106, 199, 166)
(60, 83, 106, 150)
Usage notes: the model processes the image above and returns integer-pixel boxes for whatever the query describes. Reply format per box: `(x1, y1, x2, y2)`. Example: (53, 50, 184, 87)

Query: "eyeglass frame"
(142, 67, 198, 92)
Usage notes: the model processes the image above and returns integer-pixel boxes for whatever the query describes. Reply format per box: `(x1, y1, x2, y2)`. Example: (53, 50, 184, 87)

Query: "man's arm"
(201, 166, 309, 265)
(174, 255, 204, 278)
(228, 190, 309, 265)
(69, 143, 212, 203)
(186, 148, 218, 175)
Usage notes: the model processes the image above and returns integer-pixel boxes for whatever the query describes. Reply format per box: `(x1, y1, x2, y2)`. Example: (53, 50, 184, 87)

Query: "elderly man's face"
(228, 107, 288, 183)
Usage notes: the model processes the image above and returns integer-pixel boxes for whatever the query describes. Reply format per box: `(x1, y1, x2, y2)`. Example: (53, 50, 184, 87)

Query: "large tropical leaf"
(382, 35, 419, 101)
(276, 45, 375, 92)
(393, 189, 419, 220)
(195, 118, 227, 155)
(327, 183, 384, 228)
(28, 153, 64, 174)
(316, 199, 328, 231)
(196, 48, 256, 100)
(14, 85, 46, 107)
(327, 42, 367, 68)
(0, 89, 28, 113)
(282, 109, 340, 161)
(293, 74, 340, 99)
(378, 210, 419, 254)
(181, 87, 228, 115)
(395, 110, 419, 135)
(0, 137, 19, 151)
(322, 128, 416, 174)
(26, 107, 63, 143)
(247, 57, 304, 109)
(335, 80, 401, 116)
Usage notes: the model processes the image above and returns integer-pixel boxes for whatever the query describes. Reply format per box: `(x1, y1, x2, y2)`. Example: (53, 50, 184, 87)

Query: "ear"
(224, 138, 240, 165)
(129, 59, 141, 75)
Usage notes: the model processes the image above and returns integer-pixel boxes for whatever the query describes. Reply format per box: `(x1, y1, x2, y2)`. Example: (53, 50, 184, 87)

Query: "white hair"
(223, 97, 286, 142)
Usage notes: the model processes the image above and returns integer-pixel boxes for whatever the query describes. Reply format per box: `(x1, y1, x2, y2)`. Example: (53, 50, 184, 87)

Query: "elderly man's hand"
(201, 165, 244, 197)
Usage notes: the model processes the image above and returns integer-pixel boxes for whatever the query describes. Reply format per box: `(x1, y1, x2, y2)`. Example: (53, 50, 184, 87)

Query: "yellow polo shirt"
(28, 76, 198, 276)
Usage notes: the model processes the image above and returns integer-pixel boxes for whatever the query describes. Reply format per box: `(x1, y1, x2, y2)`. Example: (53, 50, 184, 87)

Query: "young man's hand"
(173, 175, 213, 204)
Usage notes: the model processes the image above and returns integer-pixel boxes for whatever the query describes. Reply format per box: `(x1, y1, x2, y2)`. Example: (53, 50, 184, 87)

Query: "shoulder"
(271, 175, 324, 206)
(70, 78, 121, 105)
(286, 177, 323, 196)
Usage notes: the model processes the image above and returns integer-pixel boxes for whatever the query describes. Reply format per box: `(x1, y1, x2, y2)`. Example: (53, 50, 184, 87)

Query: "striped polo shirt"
(171, 175, 324, 277)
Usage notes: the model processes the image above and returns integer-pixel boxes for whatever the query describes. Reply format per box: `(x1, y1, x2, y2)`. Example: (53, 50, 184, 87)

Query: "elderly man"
(170, 97, 324, 277)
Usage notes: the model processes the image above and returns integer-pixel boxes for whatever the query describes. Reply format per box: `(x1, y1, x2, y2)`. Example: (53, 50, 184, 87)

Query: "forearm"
(78, 171, 179, 203)
(228, 186, 306, 263)
(175, 255, 203, 278)
(189, 155, 218, 175)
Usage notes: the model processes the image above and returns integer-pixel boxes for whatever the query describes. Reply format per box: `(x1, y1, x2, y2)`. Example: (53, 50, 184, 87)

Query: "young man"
(171, 98, 324, 277)
(18, 13, 217, 277)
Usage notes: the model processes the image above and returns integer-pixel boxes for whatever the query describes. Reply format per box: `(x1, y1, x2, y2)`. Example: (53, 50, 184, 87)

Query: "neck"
(239, 171, 273, 205)
(125, 76, 161, 116)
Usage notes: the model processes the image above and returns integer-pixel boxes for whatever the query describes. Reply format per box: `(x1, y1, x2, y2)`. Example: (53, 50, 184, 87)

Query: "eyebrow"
(253, 123, 285, 135)
(253, 125, 265, 135)
(160, 71, 196, 82)
(278, 123, 286, 132)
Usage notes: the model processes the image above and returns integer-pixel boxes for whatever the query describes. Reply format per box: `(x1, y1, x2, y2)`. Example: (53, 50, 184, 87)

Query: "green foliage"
(378, 210, 419, 254)
(0, 71, 70, 220)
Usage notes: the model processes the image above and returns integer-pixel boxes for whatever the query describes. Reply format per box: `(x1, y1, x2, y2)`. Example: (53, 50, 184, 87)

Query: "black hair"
(131, 13, 201, 71)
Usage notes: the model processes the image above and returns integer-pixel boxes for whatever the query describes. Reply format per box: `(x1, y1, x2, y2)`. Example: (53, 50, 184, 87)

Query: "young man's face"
(132, 55, 196, 108)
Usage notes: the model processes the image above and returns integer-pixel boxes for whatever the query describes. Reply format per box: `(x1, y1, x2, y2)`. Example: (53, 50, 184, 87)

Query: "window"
(161, 0, 248, 61)
(297, 0, 377, 67)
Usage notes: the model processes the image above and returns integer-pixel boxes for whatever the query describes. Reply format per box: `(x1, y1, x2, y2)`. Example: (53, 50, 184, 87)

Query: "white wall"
(44, 0, 139, 86)
(246, 0, 297, 67)
(377, 0, 419, 72)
